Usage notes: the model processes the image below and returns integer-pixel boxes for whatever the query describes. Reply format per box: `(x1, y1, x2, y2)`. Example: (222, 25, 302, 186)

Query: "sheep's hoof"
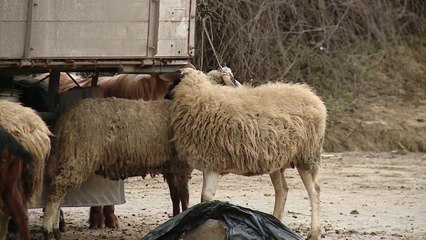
(53, 229, 62, 240)
(7, 218, 18, 233)
(105, 214, 119, 228)
(59, 211, 66, 232)
(6, 232, 17, 240)
(89, 207, 104, 229)
(59, 222, 66, 232)
(103, 205, 118, 228)
(42, 229, 56, 240)
(306, 233, 319, 240)
(89, 220, 104, 229)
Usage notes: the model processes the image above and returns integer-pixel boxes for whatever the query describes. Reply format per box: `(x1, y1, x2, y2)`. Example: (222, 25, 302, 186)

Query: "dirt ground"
(24, 151, 426, 240)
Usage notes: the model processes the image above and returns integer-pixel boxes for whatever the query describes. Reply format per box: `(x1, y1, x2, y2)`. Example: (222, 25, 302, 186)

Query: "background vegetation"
(195, 0, 426, 152)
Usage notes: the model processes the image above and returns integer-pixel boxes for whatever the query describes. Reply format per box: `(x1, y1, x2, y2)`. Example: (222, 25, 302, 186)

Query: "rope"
(198, 1, 223, 69)
(202, 20, 222, 69)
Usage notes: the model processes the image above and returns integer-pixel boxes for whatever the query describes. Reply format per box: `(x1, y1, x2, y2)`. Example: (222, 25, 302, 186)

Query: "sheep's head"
(207, 67, 241, 87)
(160, 65, 241, 99)
(159, 64, 199, 99)
(179, 68, 209, 87)
(181, 67, 202, 77)
(160, 65, 239, 87)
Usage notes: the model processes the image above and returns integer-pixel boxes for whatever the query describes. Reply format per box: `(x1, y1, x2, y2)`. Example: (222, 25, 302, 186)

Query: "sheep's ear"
(221, 74, 241, 87)
(221, 74, 234, 86)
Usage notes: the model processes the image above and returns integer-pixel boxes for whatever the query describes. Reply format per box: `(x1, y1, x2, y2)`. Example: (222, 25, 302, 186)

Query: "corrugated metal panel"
(0, 0, 196, 72)
(30, 175, 125, 208)
(0, 0, 28, 58)
(0, 0, 28, 20)
(0, 22, 27, 57)
(30, 0, 150, 58)
(156, 0, 194, 57)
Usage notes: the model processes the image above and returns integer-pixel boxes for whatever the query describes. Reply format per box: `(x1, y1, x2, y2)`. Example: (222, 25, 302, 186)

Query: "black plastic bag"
(143, 200, 303, 240)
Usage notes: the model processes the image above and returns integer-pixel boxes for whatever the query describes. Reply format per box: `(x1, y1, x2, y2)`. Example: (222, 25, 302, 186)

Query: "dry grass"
(196, 0, 425, 87)
(195, 0, 426, 152)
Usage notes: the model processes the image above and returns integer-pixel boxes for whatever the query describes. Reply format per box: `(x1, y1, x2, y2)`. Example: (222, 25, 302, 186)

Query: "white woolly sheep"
(42, 98, 192, 240)
(169, 68, 327, 240)
(0, 100, 51, 240)
(89, 73, 174, 229)
(17, 72, 175, 229)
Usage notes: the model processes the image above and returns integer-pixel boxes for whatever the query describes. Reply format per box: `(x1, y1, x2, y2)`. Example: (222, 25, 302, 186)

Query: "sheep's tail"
(0, 125, 33, 163)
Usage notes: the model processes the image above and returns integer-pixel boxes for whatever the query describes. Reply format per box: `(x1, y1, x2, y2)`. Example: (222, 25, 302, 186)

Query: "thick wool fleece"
(48, 98, 189, 195)
(170, 69, 327, 175)
(0, 100, 51, 203)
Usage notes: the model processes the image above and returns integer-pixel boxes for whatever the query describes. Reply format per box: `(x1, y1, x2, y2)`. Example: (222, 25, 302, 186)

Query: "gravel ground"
(24, 151, 426, 240)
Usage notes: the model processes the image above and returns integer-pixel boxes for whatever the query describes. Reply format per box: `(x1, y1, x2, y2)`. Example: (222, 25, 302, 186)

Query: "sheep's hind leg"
(298, 169, 320, 240)
(166, 171, 190, 216)
(3, 183, 31, 240)
(165, 173, 181, 216)
(270, 169, 289, 220)
(89, 205, 118, 229)
(89, 206, 104, 229)
(201, 170, 220, 202)
(103, 205, 118, 228)
(178, 175, 190, 213)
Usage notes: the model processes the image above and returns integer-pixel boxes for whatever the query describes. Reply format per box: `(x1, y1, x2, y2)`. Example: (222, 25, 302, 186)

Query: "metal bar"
(23, 0, 36, 58)
(47, 71, 60, 113)
(91, 70, 99, 86)
(0, 59, 190, 68)
(0, 59, 193, 75)
(147, 0, 160, 57)
(65, 72, 81, 88)
(35, 74, 50, 84)
(188, 0, 197, 57)
(121, 64, 188, 73)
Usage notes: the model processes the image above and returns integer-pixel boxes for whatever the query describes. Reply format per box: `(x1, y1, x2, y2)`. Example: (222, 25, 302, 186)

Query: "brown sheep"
(0, 101, 51, 240)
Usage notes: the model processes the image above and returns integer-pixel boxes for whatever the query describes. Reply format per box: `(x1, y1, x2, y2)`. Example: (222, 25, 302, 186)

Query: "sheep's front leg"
(298, 169, 320, 240)
(43, 163, 92, 239)
(42, 201, 62, 240)
(0, 210, 9, 240)
(165, 172, 190, 216)
(42, 177, 70, 239)
(270, 169, 288, 220)
(201, 170, 220, 202)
